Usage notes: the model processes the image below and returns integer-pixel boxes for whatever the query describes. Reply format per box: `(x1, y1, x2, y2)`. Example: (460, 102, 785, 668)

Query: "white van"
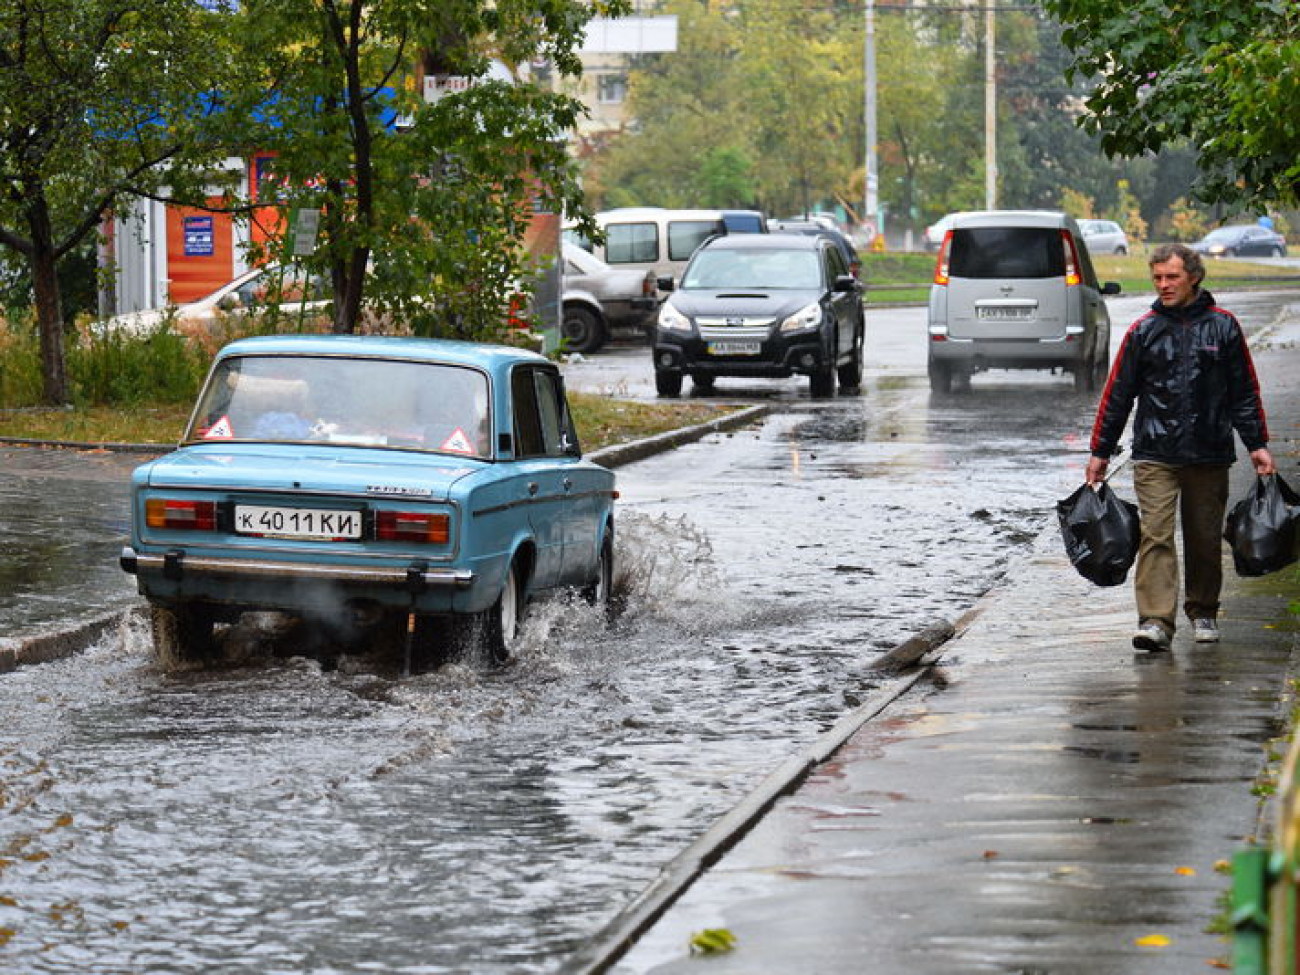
(927, 210, 1121, 394)
(565, 207, 766, 283)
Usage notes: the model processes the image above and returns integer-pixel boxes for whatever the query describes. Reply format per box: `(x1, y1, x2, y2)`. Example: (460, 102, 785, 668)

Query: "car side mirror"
(833, 274, 857, 292)
(1100, 281, 1122, 296)
(657, 275, 675, 293)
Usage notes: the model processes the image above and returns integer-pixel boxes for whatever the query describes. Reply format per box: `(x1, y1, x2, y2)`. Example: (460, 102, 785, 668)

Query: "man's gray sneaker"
(1193, 618, 1220, 643)
(1132, 622, 1171, 652)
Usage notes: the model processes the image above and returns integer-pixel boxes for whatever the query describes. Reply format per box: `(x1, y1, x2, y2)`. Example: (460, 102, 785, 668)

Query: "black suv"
(652, 233, 865, 398)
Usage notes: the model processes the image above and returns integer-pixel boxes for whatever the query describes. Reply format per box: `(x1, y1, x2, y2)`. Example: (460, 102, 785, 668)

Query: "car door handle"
(562, 477, 573, 491)
(527, 481, 539, 496)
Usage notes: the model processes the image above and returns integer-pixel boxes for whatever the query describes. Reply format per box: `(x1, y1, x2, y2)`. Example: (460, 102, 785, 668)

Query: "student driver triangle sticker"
(440, 427, 475, 454)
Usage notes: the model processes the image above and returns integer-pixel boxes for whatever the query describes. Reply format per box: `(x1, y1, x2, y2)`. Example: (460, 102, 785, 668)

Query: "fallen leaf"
(689, 928, 737, 955)
(982, 850, 999, 860)
(1136, 934, 1171, 948)
(1175, 866, 1196, 876)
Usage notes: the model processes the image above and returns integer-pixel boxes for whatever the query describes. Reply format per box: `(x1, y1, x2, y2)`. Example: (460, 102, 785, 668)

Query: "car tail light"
(146, 498, 217, 531)
(1061, 229, 1082, 286)
(642, 273, 656, 298)
(376, 510, 450, 544)
(933, 231, 953, 285)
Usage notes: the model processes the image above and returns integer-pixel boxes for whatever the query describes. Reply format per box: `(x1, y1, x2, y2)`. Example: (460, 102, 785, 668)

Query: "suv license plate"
(235, 505, 363, 539)
(708, 341, 761, 355)
(977, 306, 1034, 321)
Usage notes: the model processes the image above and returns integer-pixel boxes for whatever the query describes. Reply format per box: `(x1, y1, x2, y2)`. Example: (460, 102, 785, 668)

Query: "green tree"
(228, 0, 625, 337)
(1040, 0, 1297, 210)
(0, 0, 238, 404)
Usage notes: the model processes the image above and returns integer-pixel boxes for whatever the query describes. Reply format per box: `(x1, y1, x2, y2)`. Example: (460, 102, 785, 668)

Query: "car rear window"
(949, 227, 1065, 279)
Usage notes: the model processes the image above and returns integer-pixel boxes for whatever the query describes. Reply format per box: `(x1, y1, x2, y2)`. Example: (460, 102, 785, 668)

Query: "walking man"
(1085, 242, 1275, 651)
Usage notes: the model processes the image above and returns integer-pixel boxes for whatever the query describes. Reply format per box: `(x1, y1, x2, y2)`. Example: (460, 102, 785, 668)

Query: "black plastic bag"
(1056, 482, 1141, 587)
(1223, 473, 1300, 577)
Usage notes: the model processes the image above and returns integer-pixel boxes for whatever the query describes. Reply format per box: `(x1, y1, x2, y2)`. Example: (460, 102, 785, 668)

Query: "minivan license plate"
(236, 505, 363, 539)
(708, 341, 761, 355)
(977, 306, 1034, 321)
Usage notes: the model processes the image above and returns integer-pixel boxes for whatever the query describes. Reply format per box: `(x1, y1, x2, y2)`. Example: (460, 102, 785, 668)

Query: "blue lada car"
(120, 334, 617, 669)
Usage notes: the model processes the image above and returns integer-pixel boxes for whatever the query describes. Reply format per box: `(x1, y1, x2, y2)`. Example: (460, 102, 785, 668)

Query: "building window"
(596, 73, 627, 105)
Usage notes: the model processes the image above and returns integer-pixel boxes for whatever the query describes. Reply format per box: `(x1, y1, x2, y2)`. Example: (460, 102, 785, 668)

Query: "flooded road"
(0, 292, 1292, 972)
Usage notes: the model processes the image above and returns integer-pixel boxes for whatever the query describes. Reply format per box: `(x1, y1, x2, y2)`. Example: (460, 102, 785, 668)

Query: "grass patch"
(861, 249, 1300, 303)
(0, 405, 193, 445)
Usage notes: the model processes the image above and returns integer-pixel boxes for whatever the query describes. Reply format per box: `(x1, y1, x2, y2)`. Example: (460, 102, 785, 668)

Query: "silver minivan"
(926, 210, 1121, 393)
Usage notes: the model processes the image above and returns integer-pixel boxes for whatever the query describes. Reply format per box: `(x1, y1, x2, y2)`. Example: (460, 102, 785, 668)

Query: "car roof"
(700, 232, 826, 252)
(214, 333, 551, 370)
(950, 210, 1076, 230)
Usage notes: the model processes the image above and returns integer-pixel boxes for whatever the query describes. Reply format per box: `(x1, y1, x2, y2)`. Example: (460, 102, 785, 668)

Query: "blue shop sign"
(184, 216, 214, 257)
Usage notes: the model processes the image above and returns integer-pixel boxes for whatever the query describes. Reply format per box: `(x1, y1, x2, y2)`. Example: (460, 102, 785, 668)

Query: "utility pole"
(864, 0, 878, 242)
(984, 2, 997, 209)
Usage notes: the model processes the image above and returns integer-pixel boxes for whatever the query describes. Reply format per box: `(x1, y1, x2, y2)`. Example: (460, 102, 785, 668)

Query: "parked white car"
(100, 265, 330, 335)
(1079, 219, 1130, 256)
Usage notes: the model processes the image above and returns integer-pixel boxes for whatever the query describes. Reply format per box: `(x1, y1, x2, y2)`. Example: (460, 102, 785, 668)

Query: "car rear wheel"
(1272, 246, 1284, 258)
(837, 332, 864, 390)
(655, 370, 683, 397)
(561, 305, 605, 354)
(928, 359, 953, 394)
(582, 532, 617, 621)
(150, 603, 215, 665)
(454, 559, 525, 665)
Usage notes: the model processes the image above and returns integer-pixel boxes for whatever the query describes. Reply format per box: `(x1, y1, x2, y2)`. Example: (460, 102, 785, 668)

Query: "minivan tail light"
(376, 510, 450, 544)
(1061, 229, 1082, 287)
(146, 498, 217, 531)
(933, 231, 953, 285)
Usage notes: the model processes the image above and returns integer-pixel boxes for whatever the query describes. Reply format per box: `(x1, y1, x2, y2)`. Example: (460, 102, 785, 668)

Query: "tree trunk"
(28, 196, 70, 405)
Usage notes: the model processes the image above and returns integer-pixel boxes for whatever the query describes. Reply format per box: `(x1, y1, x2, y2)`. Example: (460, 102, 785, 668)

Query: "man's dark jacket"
(1090, 288, 1269, 465)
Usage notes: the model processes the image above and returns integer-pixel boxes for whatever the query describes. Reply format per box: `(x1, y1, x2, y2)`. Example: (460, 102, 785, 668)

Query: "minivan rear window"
(949, 227, 1065, 279)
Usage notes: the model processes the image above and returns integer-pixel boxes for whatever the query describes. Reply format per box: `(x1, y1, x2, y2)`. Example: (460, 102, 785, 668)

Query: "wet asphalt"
(583, 318, 1300, 974)
(2, 307, 1299, 975)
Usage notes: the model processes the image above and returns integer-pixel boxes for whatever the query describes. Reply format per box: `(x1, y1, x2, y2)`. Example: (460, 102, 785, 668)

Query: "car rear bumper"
(122, 547, 474, 587)
(928, 334, 1087, 369)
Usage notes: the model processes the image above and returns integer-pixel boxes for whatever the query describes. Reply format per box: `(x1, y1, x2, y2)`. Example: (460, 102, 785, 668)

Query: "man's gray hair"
(1149, 242, 1205, 286)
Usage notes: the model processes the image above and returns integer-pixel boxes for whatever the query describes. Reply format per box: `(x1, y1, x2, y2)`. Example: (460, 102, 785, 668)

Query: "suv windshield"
(186, 355, 491, 458)
(683, 248, 822, 290)
(949, 227, 1066, 279)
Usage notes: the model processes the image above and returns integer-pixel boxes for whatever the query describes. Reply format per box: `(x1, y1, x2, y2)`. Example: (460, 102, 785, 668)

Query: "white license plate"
(235, 505, 363, 539)
(977, 306, 1034, 321)
(707, 341, 761, 355)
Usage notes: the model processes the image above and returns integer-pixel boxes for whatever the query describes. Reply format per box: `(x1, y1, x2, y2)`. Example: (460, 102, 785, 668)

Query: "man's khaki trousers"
(1132, 460, 1231, 635)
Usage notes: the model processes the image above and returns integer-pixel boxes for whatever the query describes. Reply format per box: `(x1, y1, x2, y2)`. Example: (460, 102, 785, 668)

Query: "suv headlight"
(658, 302, 693, 333)
(779, 301, 823, 334)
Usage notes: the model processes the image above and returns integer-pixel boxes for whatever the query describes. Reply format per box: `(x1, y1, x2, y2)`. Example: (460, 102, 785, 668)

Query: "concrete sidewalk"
(580, 324, 1300, 974)
(603, 520, 1298, 974)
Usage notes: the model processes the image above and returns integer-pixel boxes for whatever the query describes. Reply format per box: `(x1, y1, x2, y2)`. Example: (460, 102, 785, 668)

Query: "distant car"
(652, 232, 865, 398)
(561, 242, 659, 354)
(120, 334, 617, 670)
(101, 265, 330, 335)
(766, 219, 863, 278)
(927, 210, 1121, 394)
(1078, 219, 1130, 256)
(1191, 224, 1288, 258)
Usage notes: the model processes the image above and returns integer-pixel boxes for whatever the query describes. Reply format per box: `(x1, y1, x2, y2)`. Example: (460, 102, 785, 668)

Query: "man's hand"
(1250, 447, 1277, 476)
(1085, 455, 1109, 485)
